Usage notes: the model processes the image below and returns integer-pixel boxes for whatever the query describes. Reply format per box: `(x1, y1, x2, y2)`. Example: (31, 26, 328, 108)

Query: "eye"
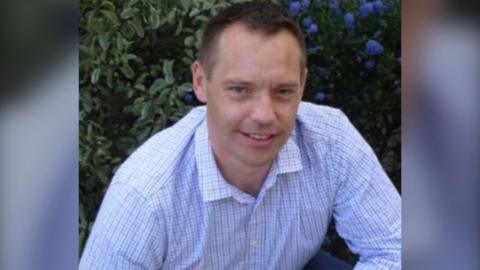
(276, 88, 295, 98)
(228, 86, 247, 96)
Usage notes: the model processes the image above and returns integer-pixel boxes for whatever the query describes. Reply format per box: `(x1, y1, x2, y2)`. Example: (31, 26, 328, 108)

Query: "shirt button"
(250, 240, 257, 247)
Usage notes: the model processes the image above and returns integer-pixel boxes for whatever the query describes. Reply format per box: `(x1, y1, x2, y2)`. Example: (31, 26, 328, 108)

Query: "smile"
(247, 133, 273, 140)
(240, 131, 276, 147)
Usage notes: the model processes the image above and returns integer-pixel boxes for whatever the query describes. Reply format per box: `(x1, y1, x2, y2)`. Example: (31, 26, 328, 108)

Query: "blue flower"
(314, 0, 322, 7)
(314, 91, 326, 103)
(182, 92, 195, 104)
(356, 54, 362, 62)
(359, 2, 373, 17)
(358, 0, 367, 5)
(328, 0, 339, 10)
(364, 60, 376, 69)
(307, 23, 318, 34)
(343, 12, 355, 28)
(301, 0, 311, 8)
(373, 0, 384, 13)
(307, 46, 322, 54)
(302, 17, 313, 28)
(289, 1, 302, 16)
(365, 39, 384, 55)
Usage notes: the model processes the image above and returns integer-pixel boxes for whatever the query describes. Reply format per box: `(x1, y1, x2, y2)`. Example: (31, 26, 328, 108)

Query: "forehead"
(212, 23, 303, 81)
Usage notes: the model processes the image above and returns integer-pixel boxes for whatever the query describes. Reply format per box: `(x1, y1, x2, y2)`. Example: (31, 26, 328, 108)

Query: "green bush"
(80, 0, 400, 262)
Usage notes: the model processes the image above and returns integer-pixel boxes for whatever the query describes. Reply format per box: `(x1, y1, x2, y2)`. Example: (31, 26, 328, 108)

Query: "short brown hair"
(198, 1, 307, 80)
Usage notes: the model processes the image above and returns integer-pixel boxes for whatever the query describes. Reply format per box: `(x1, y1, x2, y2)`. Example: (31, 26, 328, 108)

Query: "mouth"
(246, 133, 273, 140)
(240, 131, 276, 147)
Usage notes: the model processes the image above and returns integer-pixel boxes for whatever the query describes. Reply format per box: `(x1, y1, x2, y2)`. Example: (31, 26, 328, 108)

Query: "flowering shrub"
(286, 0, 400, 262)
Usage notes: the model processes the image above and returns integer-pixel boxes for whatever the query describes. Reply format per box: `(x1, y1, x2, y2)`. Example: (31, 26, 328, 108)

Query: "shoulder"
(296, 101, 374, 165)
(296, 102, 353, 145)
(111, 106, 206, 198)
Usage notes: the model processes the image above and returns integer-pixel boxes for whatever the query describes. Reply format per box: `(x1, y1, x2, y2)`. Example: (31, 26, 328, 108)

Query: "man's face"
(192, 23, 306, 168)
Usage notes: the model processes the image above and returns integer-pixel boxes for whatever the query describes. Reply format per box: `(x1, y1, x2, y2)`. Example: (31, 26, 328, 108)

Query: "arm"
(333, 113, 401, 270)
(79, 181, 166, 269)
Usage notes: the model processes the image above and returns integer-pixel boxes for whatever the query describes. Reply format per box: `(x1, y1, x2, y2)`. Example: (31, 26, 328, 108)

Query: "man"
(80, 2, 401, 269)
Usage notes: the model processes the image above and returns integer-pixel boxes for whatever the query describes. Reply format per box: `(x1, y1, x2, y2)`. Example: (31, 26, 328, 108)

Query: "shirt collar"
(194, 118, 303, 203)
(276, 124, 303, 175)
(195, 119, 234, 202)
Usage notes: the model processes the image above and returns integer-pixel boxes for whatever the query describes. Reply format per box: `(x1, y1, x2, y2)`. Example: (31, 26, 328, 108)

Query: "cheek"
(278, 104, 299, 124)
(215, 102, 247, 125)
(210, 106, 241, 134)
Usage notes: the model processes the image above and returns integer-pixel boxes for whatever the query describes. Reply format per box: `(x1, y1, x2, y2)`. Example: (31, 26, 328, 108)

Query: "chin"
(241, 153, 276, 167)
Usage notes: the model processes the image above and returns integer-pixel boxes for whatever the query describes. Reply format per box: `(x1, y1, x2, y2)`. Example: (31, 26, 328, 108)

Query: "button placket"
(245, 201, 265, 268)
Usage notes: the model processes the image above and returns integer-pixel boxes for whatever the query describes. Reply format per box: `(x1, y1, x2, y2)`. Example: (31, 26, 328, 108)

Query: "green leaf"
(127, 89, 135, 98)
(120, 63, 134, 79)
(182, 57, 192, 65)
(121, 53, 138, 63)
(98, 33, 110, 51)
(134, 84, 145, 91)
(82, 94, 93, 113)
(177, 82, 192, 96)
(149, 11, 161, 29)
(140, 102, 151, 120)
(130, 17, 144, 38)
(194, 15, 209, 24)
(185, 49, 193, 58)
(100, 10, 118, 25)
(163, 60, 174, 84)
(101, 1, 116, 10)
(121, 23, 136, 39)
(150, 78, 170, 93)
(185, 49, 194, 59)
(86, 10, 95, 27)
(202, 1, 212, 10)
(189, 8, 200, 17)
(137, 126, 152, 142)
(90, 19, 103, 33)
(167, 10, 176, 24)
(120, 8, 137, 19)
(179, 0, 189, 10)
(80, 204, 87, 227)
(174, 20, 183, 36)
(194, 29, 203, 49)
(127, 0, 139, 8)
(184, 36, 194, 47)
(157, 87, 171, 105)
(106, 69, 113, 88)
(91, 68, 101, 84)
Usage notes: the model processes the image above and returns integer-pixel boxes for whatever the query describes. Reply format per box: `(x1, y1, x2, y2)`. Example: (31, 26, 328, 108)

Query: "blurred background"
(403, 0, 480, 269)
(0, 0, 479, 269)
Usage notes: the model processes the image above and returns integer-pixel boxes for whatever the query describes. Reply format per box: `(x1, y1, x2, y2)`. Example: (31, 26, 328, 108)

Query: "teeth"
(248, 134, 270, 140)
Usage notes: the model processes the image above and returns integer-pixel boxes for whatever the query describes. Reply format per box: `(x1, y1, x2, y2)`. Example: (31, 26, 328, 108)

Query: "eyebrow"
(220, 80, 300, 88)
(276, 82, 300, 88)
(220, 80, 255, 87)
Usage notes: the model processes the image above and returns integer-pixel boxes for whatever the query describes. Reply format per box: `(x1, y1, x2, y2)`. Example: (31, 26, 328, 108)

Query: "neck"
(213, 154, 272, 197)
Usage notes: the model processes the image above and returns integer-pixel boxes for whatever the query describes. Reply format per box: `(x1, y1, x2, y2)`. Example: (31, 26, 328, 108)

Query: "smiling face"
(192, 23, 307, 169)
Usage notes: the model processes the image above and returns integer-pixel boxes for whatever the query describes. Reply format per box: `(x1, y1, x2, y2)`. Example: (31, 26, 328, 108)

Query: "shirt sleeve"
(79, 181, 166, 269)
(332, 112, 401, 270)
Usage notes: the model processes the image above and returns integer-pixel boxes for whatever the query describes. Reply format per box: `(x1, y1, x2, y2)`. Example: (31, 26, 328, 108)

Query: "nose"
(250, 93, 276, 126)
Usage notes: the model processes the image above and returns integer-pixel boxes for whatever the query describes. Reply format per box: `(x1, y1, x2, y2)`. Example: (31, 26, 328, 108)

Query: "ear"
(191, 60, 207, 103)
(300, 68, 308, 94)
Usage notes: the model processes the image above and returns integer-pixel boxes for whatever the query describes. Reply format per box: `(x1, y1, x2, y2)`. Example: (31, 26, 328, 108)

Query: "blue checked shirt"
(80, 102, 401, 270)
